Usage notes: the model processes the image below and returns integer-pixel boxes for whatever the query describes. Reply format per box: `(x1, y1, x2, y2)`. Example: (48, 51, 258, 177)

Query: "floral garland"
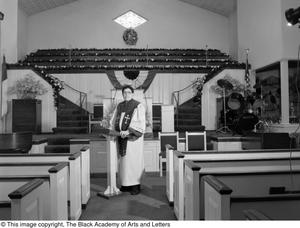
(192, 76, 206, 95)
(44, 73, 64, 107)
(123, 28, 138, 45)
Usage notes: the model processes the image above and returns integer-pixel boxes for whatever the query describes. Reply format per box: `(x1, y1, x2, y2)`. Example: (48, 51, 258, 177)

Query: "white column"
(161, 105, 174, 132)
(280, 60, 289, 124)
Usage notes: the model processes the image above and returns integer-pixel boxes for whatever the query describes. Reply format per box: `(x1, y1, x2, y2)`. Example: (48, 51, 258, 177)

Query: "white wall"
(281, 0, 300, 60)
(27, 0, 230, 53)
(17, 6, 28, 61)
(228, 9, 238, 60)
(237, 0, 283, 69)
(0, 0, 18, 63)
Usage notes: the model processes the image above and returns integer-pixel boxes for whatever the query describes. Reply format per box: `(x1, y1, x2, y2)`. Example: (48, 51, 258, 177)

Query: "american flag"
(244, 49, 251, 96)
(1, 55, 8, 117)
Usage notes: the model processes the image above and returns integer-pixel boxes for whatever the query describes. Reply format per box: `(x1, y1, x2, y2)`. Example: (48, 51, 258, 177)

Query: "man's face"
(122, 88, 133, 101)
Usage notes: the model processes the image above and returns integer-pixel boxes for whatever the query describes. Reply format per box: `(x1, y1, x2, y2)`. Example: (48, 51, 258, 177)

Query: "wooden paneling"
(12, 99, 41, 134)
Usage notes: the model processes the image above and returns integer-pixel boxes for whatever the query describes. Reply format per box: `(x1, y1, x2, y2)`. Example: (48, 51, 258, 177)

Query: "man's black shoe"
(120, 186, 130, 192)
(130, 185, 141, 195)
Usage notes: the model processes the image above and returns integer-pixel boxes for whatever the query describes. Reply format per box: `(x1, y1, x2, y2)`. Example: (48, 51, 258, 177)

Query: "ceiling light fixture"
(114, 10, 147, 29)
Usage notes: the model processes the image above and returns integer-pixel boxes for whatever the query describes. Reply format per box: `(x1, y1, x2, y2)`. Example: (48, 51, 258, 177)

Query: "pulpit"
(97, 130, 121, 198)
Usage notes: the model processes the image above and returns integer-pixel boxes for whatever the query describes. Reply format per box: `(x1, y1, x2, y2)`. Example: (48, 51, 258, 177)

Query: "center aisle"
(80, 173, 176, 220)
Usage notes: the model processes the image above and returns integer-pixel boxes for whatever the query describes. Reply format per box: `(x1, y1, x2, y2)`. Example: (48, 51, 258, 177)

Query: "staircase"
(53, 95, 89, 134)
(175, 97, 205, 132)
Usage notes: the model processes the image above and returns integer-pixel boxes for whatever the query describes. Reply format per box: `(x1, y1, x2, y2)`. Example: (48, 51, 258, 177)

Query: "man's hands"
(120, 130, 130, 138)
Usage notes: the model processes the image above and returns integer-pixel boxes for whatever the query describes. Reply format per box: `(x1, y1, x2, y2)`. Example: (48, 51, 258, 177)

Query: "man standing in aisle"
(110, 85, 146, 195)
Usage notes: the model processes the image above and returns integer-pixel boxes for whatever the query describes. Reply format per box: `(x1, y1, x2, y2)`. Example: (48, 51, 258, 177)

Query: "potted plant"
(8, 74, 48, 99)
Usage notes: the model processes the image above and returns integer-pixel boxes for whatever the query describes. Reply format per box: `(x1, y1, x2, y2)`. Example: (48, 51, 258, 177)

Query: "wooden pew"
(9, 179, 49, 220)
(0, 152, 82, 220)
(33, 138, 91, 207)
(70, 139, 91, 207)
(0, 132, 33, 153)
(185, 161, 300, 220)
(203, 175, 300, 220)
(171, 148, 300, 220)
(0, 162, 68, 220)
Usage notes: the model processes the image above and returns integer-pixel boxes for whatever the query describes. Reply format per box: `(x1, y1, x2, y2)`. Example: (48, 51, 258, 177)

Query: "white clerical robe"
(110, 102, 146, 186)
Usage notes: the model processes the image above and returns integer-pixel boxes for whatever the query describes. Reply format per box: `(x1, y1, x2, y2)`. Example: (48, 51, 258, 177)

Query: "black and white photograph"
(1, 0, 300, 224)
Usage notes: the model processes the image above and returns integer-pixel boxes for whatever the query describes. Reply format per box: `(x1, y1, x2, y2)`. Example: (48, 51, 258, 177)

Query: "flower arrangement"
(192, 75, 206, 95)
(8, 74, 48, 99)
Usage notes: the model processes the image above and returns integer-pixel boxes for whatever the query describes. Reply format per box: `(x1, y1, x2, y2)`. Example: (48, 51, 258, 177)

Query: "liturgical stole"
(115, 99, 142, 156)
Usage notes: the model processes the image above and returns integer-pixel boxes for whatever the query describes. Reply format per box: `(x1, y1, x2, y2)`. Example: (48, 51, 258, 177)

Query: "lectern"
(97, 129, 121, 198)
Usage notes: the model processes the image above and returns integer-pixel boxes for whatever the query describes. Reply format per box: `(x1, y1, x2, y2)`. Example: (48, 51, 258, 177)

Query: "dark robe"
(114, 99, 142, 156)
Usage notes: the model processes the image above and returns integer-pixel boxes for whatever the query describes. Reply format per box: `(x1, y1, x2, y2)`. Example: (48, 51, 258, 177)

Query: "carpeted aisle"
(80, 173, 177, 220)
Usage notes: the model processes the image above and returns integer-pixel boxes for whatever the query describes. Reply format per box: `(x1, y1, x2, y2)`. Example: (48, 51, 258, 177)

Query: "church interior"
(1, 0, 300, 221)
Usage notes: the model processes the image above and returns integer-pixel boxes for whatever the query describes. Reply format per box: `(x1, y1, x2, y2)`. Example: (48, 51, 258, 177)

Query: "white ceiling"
(19, 0, 78, 16)
(179, 0, 237, 17)
(19, 0, 237, 17)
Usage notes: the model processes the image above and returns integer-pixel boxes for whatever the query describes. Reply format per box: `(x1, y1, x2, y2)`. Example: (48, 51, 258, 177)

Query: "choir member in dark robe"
(109, 85, 146, 195)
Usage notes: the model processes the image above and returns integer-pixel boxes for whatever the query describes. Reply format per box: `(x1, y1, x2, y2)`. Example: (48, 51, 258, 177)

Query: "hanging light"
(285, 7, 300, 26)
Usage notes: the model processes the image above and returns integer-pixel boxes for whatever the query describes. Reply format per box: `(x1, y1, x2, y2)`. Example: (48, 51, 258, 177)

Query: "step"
(57, 120, 89, 127)
(58, 115, 89, 121)
(57, 110, 88, 115)
(45, 145, 70, 153)
(52, 127, 88, 134)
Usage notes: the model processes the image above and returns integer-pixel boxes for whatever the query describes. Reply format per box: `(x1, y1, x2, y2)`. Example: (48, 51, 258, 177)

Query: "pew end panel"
(80, 146, 91, 207)
(165, 144, 174, 204)
(70, 139, 91, 206)
(203, 175, 232, 220)
(49, 162, 69, 220)
(184, 160, 201, 220)
(69, 153, 82, 220)
(9, 179, 50, 220)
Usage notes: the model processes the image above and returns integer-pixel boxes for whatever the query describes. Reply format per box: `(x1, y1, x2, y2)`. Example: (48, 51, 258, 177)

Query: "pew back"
(0, 153, 82, 220)
(172, 149, 300, 220)
(0, 162, 69, 220)
(184, 161, 300, 220)
(203, 175, 300, 220)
